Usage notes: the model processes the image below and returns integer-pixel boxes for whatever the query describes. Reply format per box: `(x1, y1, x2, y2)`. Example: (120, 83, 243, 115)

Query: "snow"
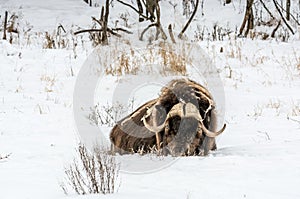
(1, 0, 300, 199)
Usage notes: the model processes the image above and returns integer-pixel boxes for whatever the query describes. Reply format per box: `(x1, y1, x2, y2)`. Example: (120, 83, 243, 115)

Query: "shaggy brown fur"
(110, 78, 220, 156)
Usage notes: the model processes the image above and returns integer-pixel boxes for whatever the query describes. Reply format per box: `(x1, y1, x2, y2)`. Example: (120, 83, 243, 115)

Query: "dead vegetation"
(61, 145, 120, 195)
(88, 102, 130, 127)
(105, 42, 188, 76)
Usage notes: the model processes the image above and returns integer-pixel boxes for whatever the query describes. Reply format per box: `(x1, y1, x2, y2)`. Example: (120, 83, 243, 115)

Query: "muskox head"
(109, 78, 226, 156)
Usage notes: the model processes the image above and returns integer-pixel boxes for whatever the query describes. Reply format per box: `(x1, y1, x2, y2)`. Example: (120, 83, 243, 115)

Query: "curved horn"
(183, 103, 226, 138)
(141, 117, 165, 132)
(142, 102, 184, 151)
(142, 102, 226, 137)
(200, 123, 226, 138)
(141, 102, 184, 132)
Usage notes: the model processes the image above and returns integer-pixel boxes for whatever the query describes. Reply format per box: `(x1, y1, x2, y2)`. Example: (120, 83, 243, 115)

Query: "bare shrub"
(43, 27, 69, 49)
(61, 145, 120, 195)
(193, 24, 233, 42)
(87, 102, 130, 127)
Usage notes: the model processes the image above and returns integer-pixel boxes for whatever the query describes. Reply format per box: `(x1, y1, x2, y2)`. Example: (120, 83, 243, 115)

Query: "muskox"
(109, 78, 226, 156)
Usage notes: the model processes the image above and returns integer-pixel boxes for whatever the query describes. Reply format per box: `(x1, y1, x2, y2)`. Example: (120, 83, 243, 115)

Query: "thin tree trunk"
(274, 0, 300, 25)
(273, 0, 294, 34)
(155, 1, 167, 40)
(239, 0, 254, 36)
(102, 0, 110, 45)
(286, 0, 290, 21)
(137, 0, 144, 21)
(3, 11, 8, 40)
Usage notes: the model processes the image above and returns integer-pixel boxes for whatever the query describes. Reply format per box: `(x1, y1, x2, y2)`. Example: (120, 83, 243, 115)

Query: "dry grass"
(105, 42, 188, 76)
(105, 48, 139, 75)
(289, 101, 300, 117)
(226, 40, 242, 61)
(158, 42, 187, 75)
(61, 145, 120, 195)
(40, 73, 57, 93)
(249, 99, 300, 119)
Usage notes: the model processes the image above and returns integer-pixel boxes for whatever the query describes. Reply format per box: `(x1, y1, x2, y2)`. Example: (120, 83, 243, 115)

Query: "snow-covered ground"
(1, 0, 300, 198)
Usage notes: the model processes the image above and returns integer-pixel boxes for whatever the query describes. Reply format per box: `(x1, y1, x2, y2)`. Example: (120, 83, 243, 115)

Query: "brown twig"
(57, 24, 66, 34)
(178, 0, 199, 39)
(107, 28, 122, 37)
(92, 16, 102, 26)
(139, 23, 158, 40)
(111, 27, 133, 34)
(74, 29, 103, 35)
(168, 24, 176, 43)
(74, 28, 122, 37)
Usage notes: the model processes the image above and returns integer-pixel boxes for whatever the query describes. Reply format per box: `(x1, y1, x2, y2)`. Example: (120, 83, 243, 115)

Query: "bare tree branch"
(111, 28, 133, 34)
(74, 29, 103, 35)
(57, 24, 66, 34)
(274, 0, 300, 25)
(272, 0, 294, 34)
(139, 23, 158, 40)
(116, 0, 150, 20)
(74, 28, 122, 37)
(259, 0, 275, 19)
(139, 1, 166, 41)
(178, 0, 199, 39)
(271, 20, 281, 37)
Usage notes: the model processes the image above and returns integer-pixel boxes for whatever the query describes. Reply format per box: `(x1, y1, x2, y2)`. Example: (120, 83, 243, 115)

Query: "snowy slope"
(1, 0, 300, 199)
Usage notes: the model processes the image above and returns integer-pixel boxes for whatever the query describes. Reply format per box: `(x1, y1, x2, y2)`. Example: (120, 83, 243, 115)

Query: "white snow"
(1, 0, 300, 199)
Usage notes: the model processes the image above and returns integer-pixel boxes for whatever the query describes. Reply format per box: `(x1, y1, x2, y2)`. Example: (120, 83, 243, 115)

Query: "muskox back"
(110, 99, 158, 154)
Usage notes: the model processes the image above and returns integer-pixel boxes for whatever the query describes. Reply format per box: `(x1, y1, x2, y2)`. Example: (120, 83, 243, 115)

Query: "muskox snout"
(166, 143, 189, 156)
(163, 117, 199, 156)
